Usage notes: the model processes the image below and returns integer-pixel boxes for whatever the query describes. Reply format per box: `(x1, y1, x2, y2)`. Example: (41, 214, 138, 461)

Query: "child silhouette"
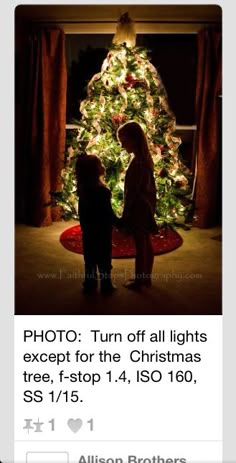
(117, 121, 158, 290)
(76, 154, 118, 294)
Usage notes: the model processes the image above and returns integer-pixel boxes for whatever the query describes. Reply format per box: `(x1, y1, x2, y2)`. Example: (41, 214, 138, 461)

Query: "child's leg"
(134, 231, 146, 283)
(143, 234, 154, 286)
(125, 232, 153, 288)
(82, 232, 98, 290)
(97, 232, 116, 293)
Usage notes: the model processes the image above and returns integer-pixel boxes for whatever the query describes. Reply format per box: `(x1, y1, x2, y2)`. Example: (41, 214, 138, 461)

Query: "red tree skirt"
(60, 225, 183, 258)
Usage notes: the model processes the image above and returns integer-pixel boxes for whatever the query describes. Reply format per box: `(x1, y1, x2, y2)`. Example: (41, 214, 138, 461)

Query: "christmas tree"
(54, 13, 192, 226)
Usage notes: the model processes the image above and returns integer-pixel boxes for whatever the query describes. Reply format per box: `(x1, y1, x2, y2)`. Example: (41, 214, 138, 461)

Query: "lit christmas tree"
(54, 13, 192, 226)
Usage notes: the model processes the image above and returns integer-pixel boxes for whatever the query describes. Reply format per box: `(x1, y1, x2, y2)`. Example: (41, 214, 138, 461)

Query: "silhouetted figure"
(117, 121, 158, 290)
(76, 154, 118, 294)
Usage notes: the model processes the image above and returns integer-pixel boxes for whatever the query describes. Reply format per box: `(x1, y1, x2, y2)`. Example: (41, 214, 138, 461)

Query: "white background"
(15, 315, 222, 462)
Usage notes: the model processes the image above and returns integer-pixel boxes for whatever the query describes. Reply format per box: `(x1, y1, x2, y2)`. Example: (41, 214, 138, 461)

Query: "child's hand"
(114, 217, 132, 235)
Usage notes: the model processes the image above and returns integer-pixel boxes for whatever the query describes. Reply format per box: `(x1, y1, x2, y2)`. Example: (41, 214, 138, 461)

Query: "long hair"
(117, 120, 154, 170)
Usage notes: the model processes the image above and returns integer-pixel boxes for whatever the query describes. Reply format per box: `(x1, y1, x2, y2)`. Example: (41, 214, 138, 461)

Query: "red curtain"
(194, 27, 222, 228)
(25, 28, 67, 226)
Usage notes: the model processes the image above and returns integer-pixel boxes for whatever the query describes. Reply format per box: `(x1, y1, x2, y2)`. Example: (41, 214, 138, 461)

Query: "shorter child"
(76, 154, 118, 294)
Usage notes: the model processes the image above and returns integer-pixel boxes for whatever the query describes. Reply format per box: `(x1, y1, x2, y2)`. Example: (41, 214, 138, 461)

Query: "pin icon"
(67, 418, 83, 433)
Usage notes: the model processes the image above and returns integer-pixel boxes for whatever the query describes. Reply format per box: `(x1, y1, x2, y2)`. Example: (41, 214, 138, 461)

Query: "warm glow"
(59, 15, 191, 225)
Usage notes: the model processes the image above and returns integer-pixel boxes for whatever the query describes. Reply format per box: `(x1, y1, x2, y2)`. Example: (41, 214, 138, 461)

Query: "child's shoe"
(82, 279, 98, 294)
(123, 279, 142, 291)
(100, 280, 117, 295)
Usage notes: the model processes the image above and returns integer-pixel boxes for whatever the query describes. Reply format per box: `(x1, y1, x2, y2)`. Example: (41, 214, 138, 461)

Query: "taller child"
(117, 121, 157, 290)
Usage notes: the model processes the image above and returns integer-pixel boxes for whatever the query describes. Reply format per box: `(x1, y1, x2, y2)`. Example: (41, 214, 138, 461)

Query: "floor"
(15, 221, 222, 316)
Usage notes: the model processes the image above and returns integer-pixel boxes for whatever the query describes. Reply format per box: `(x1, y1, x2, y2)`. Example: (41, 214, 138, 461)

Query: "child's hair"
(117, 120, 154, 170)
(76, 154, 105, 193)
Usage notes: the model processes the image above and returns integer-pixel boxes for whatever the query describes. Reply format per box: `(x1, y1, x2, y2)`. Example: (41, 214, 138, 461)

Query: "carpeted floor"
(15, 220, 222, 316)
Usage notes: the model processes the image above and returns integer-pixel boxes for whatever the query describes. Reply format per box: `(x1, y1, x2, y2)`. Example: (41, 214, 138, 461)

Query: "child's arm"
(100, 188, 121, 227)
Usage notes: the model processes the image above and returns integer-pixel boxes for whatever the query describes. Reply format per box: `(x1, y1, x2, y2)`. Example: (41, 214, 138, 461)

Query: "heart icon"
(67, 418, 83, 433)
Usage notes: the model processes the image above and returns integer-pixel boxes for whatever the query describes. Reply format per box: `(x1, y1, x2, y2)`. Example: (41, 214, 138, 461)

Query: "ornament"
(126, 73, 134, 82)
(112, 114, 127, 125)
(112, 12, 136, 48)
(124, 74, 147, 89)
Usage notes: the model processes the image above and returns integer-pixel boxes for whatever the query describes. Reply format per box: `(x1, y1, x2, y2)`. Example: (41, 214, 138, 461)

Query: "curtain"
(194, 27, 222, 228)
(21, 28, 67, 226)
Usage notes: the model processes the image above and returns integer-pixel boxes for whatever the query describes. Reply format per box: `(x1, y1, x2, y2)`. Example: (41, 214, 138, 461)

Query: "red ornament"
(124, 74, 147, 90)
(125, 73, 134, 82)
(112, 114, 127, 125)
(124, 73, 138, 88)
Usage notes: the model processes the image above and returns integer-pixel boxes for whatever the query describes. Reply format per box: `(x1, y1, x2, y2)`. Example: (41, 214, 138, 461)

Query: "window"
(65, 33, 197, 125)
(65, 33, 197, 168)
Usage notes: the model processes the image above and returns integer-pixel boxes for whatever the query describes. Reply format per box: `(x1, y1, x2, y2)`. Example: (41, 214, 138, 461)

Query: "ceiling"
(15, 5, 222, 34)
(15, 4, 222, 22)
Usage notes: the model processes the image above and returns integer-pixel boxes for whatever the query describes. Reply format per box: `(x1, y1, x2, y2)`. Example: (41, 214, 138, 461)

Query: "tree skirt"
(60, 225, 183, 258)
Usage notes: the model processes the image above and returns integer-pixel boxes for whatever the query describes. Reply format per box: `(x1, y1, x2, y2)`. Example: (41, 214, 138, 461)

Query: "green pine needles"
(53, 42, 193, 227)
